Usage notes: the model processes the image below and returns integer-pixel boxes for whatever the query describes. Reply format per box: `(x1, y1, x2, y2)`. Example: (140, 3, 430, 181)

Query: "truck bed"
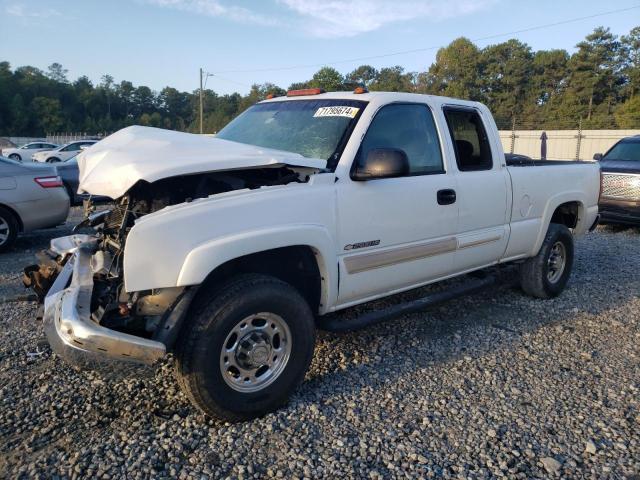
(503, 160, 600, 261)
(505, 157, 594, 167)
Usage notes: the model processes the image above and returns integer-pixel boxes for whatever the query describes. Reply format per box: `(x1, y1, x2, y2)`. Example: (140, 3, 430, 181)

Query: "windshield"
(603, 141, 640, 162)
(217, 99, 367, 164)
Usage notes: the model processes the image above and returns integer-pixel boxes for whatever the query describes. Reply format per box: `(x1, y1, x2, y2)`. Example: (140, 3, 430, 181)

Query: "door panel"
(335, 103, 459, 307)
(442, 107, 509, 271)
(336, 176, 458, 306)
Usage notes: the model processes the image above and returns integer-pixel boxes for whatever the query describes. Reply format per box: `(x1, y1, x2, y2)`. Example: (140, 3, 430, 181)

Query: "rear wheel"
(47, 157, 61, 163)
(175, 274, 316, 422)
(8, 153, 21, 162)
(0, 207, 19, 253)
(519, 223, 574, 299)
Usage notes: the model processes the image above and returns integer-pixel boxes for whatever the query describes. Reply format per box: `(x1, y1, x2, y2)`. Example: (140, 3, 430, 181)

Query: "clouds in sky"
(277, 0, 496, 38)
(5, 3, 61, 18)
(143, 0, 279, 26)
(143, 0, 495, 37)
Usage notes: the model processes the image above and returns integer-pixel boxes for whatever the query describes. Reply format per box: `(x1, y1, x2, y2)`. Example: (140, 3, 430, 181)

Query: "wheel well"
(0, 203, 23, 232)
(550, 201, 580, 229)
(196, 246, 322, 314)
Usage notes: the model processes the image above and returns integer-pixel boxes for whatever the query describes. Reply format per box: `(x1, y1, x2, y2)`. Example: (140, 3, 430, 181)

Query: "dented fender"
(122, 173, 338, 312)
(176, 225, 337, 314)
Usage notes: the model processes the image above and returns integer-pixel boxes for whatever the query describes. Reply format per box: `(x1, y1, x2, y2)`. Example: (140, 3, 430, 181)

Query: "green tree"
(620, 26, 640, 98)
(370, 66, 414, 92)
(309, 67, 344, 91)
(424, 38, 483, 99)
(561, 27, 621, 121)
(10, 94, 29, 133)
(614, 95, 640, 127)
(481, 40, 534, 120)
(345, 65, 378, 87)
(30, 97, 63, 133)
(47, 62, 68, 83)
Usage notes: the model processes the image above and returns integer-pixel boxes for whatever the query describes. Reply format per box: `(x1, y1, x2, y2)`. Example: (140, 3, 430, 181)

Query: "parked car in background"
(55, 153, 109, 205)
(0, 156, 69, 252)
(1, 141, 59, 162)
(595, 135, 640, 226)
(32, 140, 98, 163)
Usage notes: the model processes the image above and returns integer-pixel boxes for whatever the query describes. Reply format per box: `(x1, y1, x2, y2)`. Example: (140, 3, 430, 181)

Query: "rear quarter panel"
(504, 162, 600, 260)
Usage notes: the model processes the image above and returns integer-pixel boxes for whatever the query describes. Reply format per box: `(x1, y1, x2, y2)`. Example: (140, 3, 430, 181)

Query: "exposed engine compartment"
(83, 166, 311, 338)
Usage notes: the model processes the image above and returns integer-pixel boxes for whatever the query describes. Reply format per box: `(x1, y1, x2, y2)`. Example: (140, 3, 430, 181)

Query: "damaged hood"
(77, 125, 326, 198)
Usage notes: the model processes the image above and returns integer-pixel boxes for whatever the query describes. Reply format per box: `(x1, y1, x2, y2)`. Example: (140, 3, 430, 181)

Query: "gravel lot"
(1, 213, 639, 479)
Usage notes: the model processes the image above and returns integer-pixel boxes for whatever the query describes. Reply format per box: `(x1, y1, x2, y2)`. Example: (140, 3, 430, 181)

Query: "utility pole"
(199, 68, 204, 134)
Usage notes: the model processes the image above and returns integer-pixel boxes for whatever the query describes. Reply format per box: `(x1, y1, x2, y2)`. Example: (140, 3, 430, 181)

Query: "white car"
(1, 141, 59, 162)
(32, 140, 98, 163)
(27, 90, 600, 422)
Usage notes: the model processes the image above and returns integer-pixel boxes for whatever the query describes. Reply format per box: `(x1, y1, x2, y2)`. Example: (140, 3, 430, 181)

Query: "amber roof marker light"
(286, 88, 325, 97)
(353, 87, 368, 94)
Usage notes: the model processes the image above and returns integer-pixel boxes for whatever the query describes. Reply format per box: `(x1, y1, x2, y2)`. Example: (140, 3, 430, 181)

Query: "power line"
(210, 5, 640, 76)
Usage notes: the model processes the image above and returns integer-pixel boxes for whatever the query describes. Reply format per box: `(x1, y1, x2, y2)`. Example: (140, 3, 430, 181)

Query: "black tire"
(63, 183, 76, 206)
(519, 223, 574, 299)
(175, 273, 316, 422)
(8, 153, 21, 162)
(0, 206, 19, 253)
(47, 157, 61, 163)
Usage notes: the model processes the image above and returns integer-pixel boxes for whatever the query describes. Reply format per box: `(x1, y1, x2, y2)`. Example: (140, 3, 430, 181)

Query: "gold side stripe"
(457, 234, 502, 250)
(344, 237, 458, 274)
(344, 234, 503, 274)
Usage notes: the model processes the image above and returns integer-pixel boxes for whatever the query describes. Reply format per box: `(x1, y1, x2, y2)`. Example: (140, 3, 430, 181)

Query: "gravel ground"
(1, 214, 639, 479)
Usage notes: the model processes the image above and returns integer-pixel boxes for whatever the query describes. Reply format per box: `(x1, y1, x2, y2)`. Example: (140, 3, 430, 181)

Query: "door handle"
(437, 189, 456, 205)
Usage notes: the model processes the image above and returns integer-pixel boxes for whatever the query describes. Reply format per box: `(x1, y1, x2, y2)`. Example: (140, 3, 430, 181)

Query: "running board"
(317, 275, 496, 333)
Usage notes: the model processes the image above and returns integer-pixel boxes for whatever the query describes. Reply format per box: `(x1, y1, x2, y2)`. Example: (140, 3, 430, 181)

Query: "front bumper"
(599, 197, 640, 226)
(42, 235, 166, 372)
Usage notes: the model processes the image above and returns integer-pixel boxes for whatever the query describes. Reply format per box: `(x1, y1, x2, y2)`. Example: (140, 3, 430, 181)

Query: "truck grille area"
(601, 173, 640, 200)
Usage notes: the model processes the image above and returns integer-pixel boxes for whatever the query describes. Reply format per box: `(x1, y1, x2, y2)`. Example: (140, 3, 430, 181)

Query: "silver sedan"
(0, 156, 70, 252)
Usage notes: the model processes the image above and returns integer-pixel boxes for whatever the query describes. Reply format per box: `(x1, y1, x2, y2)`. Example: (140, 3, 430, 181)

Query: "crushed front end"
(23, 168, 308, 373)
(23, 195, 190, 373)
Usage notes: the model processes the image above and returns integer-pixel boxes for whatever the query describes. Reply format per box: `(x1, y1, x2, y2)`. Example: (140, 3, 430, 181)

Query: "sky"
(1, 0, 639, 95)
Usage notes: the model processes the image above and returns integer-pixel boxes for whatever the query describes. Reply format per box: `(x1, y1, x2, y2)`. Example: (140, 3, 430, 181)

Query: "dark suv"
(595, 136, 640, 226)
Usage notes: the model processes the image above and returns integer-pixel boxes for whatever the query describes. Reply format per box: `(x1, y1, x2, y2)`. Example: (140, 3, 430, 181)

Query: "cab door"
(442, 106, 510, 271)
(335, 102, 459, 308)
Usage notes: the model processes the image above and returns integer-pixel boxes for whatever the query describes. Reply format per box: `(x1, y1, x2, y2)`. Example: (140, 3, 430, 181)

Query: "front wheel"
(175, 274, 316, 422)
(46, 157, 61, 163)
(519, 223, 574, 299)
(8, 153, 21, 162)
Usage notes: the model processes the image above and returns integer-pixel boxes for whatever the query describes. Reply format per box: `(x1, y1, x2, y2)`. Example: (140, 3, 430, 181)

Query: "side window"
(62, 144, 79, 152)
(358, 104, 444, 176)
(443, 108, 493, 171)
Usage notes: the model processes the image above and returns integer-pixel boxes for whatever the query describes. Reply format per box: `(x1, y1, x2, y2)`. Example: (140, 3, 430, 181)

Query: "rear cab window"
(443, 108, 493, 172)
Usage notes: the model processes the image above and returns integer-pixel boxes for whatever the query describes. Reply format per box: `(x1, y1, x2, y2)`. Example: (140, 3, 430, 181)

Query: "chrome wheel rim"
(219, 312, 292, 393)
(0, 217, 9, 245)
(547, 241, 566, 283)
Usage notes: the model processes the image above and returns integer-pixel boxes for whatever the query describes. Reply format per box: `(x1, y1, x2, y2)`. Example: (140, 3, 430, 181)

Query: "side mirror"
(593, 153, 602, 161)
(352, 148, 410, 181)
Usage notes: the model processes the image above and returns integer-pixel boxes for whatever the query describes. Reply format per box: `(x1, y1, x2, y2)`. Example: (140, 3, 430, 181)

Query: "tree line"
(0, 26, 638, 136)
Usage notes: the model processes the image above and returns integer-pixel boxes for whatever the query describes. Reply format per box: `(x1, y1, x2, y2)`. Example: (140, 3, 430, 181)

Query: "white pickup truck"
(25, 89, 600, 422)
